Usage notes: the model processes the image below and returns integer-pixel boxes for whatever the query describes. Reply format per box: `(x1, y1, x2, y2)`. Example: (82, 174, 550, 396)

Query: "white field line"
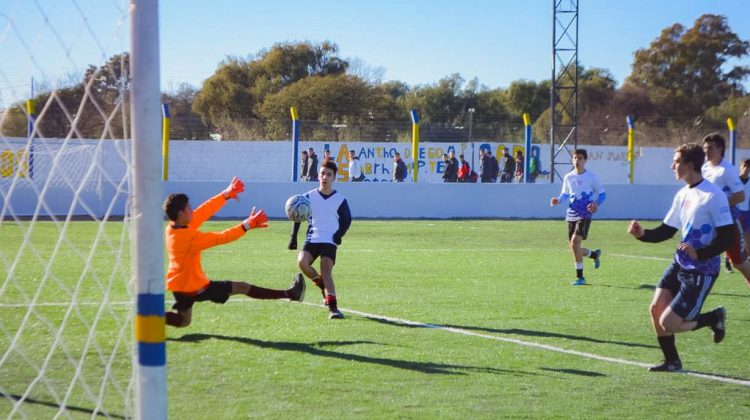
(317, 303, 750, 387)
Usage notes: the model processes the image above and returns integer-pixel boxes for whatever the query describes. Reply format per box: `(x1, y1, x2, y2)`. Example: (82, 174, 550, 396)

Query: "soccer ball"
(285, 194, 311, 223)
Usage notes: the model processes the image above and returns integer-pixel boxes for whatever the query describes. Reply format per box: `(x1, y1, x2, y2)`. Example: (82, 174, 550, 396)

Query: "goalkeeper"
(163, 177, 305, 328)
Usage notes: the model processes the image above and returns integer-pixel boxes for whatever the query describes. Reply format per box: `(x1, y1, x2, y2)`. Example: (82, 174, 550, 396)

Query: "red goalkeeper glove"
(242, 207, 268, 231)
(222, 176, 244, 200)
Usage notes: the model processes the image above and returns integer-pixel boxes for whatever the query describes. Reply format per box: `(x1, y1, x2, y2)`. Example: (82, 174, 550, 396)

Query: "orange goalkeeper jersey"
(165, 193, 245, 293)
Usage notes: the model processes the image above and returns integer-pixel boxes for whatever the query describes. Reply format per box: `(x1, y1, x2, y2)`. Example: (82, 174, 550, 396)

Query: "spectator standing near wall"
(300, 150, 309, 182)
(501, 147, 514, 183)
(348, 150, 365, 182)
(457, 154, 470, 183)
(528, 149, 542, 183)
(479, 150, 494, 183)
(442, 153, 457, 182)
(307, 147, 319, 182)
(514, 150, 525, 183)
(393, 152, 407, 182)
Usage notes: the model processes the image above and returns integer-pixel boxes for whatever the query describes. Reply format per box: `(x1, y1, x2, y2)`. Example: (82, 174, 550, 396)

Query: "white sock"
(575, 262, 584, 270)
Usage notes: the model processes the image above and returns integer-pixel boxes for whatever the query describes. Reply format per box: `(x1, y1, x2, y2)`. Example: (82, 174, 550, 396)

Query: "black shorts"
(171, 281, 232, 311)
(656, 261, 717, 320)
(568, 219, 592, 240)
(303, 242, 337, 264)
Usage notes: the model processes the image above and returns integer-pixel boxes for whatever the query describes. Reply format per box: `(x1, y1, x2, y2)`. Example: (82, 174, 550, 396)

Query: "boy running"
(628, 143, 728, 372)
(550, 149, 606, 286)
(289, 161, 352, 319)
(163, 177, 305, 328)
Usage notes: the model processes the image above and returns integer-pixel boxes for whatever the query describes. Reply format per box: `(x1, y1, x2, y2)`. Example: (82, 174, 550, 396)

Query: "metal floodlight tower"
(550, 0, 579, 182)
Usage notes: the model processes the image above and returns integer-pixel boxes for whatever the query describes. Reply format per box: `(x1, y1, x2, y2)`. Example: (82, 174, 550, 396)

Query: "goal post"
(130, 1, 167, 419)
(0, 0, 166, 417)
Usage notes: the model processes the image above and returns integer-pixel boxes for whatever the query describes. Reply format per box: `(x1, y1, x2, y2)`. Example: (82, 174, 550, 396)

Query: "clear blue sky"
(2, 0, 749, 106)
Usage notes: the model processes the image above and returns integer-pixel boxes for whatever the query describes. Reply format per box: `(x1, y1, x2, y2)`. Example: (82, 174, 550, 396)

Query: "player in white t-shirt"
(288, 160, 352, 319)
(702, 133, 750, 288)
(550, 149, 607, 286)
(628, 143, 729, 372)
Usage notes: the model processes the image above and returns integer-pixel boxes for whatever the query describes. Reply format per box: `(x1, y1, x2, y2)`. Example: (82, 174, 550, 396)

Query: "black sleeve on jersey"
(695, 224, 734, 260)
(639, 223, 678, 243)
(333, 199, 352, 245)
(288, 222, 301, 250)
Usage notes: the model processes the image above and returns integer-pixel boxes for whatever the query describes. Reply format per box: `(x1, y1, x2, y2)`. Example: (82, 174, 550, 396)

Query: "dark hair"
(394, 152, 400, 156)
(302, 150, 308, 154)
(322, 160, 338, 174)
(573, 149, 588, 160)
(703, 133, 726, 157)
(459, 154, 464, 159)
(163, 193, 188, 221)
(675, 143, 705, 173)
(743, 158, 750, 168)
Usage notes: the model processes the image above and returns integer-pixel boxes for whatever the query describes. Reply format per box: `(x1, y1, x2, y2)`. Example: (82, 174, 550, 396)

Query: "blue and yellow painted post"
(523, 113, 532, 183)
(291, 107, 300, 182)
(135, 293, 166, 373)
(161, 103, 170, 181)
(26, 99, 35, 179)
(410, 109, 420, 183)
(727, 118, 736, 166)
(627, 115, 635, 184)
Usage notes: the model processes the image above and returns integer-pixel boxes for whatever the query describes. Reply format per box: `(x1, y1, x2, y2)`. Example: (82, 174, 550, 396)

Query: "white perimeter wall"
(2, 137, 742, 219)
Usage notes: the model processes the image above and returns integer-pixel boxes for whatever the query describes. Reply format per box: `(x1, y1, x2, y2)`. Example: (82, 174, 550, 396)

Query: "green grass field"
(2, 219, 750, 418)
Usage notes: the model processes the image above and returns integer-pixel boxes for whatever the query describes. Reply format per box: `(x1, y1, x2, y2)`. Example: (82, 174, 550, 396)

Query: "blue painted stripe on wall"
(138, 342, 166, 366)
(137, 293, 165, 316)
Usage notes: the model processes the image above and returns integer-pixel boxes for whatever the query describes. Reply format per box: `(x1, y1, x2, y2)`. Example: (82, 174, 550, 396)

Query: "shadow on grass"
(0, 393, 124, 419)
(364, 317, 657, 349)
(169, 333, 536, 377)
(539, 367, 606, 377)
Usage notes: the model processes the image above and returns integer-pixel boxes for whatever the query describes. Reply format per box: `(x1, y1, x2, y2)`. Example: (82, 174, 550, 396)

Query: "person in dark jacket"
(306, 148, 319, 182)
(501, 147, 514, 183)
(393, 152, 408, 182)
(480, 150, 496, 183)
(442, 154, 458, 182)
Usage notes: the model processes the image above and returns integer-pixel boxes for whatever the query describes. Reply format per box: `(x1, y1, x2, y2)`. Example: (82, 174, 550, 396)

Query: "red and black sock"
(247, 285, 287, 299)
(325, 294, 338, 311)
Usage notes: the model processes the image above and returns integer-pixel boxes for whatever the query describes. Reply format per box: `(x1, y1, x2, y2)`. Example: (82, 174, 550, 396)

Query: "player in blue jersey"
(288, 160, 352, 319)
(628, 143, 728, 372)
(550, 149, 606, 286)
(702, 133, 750, 288)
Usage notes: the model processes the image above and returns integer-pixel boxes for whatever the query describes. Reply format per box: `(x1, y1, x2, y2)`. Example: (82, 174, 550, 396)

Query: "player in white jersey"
(550, 149, 606, 286)
(702, 133, 750, 288)
(289, 160, 352, 319)
(628, 143, 728, 372)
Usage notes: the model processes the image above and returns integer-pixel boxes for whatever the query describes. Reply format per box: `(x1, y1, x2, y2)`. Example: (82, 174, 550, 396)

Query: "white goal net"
(0, 1, 164, 418)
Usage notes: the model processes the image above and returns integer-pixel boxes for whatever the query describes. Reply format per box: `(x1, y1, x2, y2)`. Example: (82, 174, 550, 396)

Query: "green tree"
(192, 41, 348, 137)
(626, 14, 749, 119)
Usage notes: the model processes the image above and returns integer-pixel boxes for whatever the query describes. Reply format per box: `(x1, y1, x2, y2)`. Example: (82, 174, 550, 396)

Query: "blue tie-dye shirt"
(664, 180, 733, 274)
(560, 169, 604, 221)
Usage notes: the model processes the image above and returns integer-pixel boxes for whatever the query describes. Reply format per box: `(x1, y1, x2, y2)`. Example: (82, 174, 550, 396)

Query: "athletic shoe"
(287, 273, 306, 302)
(592, 249, 601, 269)
(724, 257, 733, 273)
(710, 306, 726, 344)
(328, 309, 344, 319)
(571, 277, 586, 286)
(648, 359, 682, 372)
